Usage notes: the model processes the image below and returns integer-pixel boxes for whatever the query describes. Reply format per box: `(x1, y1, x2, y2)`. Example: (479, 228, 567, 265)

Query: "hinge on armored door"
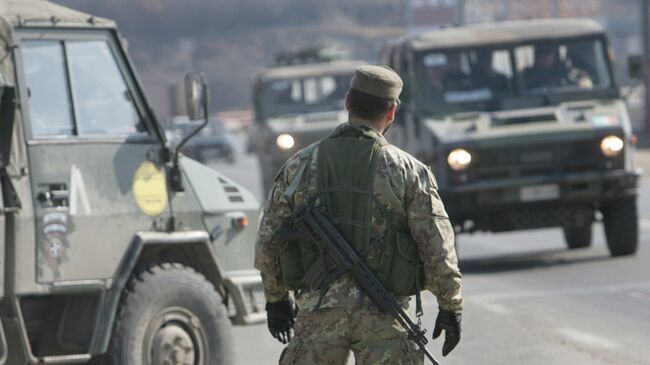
(146, 147, 164, 165)
(0, 169, 21, 211)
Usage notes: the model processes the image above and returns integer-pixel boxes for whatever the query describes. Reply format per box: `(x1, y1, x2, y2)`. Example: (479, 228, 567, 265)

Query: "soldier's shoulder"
(289, 141, 320, 165)
(380, 144, 429, 172)
(275, 141, 320, 181)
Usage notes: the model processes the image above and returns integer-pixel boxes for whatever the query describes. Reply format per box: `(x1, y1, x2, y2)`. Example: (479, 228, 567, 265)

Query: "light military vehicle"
(0, 1, 263, 364)
(250, 48, 365, 195)
(381, 19, 640, 256)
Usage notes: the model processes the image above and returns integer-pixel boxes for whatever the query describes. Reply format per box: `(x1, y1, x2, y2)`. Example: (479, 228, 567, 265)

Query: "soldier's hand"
(432, 307, 461, 356)
(265, 300, 297, 344)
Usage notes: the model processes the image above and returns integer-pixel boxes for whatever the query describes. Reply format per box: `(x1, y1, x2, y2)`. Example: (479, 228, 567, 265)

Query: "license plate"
(519, 184, 560, 202)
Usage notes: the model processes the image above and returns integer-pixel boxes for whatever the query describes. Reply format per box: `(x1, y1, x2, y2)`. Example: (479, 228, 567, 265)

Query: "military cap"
(350, 65, 403, 102)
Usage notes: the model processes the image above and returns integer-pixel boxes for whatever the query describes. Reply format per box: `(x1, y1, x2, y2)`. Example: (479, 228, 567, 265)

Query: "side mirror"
(172, 72, 211, 193)
(185, 72, 208, 121)
(627, 55, 644, 81)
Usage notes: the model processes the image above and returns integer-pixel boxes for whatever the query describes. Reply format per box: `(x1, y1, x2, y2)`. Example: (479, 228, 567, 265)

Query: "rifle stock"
(293, 204, 441, 365)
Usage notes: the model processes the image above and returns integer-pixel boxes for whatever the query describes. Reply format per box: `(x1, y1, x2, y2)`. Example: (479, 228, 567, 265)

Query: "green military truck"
(250, 50, 365, 195)
(0, 1, 263, 364)
(381, 19, 641, 256)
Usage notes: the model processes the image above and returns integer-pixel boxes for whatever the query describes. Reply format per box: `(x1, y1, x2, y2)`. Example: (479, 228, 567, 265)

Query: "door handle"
(38, 184, 69, 207)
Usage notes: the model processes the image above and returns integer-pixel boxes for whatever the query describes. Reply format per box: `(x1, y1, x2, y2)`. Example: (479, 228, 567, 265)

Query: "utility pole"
(643, 0, 650, 136)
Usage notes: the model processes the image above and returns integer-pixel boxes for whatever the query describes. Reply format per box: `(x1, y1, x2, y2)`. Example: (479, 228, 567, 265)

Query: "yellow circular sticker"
(133, 161, 168, 216)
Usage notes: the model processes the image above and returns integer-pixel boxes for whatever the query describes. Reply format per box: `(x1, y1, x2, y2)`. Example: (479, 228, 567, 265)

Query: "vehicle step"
(40, 354, 92, 364)
(223, 271, 265, 325)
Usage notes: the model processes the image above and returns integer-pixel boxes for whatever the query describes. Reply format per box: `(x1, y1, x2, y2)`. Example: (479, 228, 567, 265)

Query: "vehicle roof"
(406, 18, 605, 50)
(0, 0, 114, 29)
(256, 60, 366, 82)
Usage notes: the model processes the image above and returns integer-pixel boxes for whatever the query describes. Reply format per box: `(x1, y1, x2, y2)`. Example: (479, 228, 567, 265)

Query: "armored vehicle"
(381, 19, 640, 256)
(250, 51, 365, 195)
(0, 1, 262, 364)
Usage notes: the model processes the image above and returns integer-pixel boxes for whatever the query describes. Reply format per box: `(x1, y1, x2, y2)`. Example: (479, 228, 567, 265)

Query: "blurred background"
(56, 0, 647, 129)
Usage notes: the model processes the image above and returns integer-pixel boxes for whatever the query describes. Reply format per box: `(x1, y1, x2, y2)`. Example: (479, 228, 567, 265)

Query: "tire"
(562, 225, 592, 249)
(108, 263, 234, 365)
(602, 197, 639, 257)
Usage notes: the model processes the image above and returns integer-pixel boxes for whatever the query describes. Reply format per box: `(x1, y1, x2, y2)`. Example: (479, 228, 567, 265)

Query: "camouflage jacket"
(255, 122, 463, 312)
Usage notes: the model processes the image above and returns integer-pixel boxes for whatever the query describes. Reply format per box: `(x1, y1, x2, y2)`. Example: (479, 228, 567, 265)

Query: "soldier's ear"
(386, 103, 397, 121)
(345, 92, 350, 112)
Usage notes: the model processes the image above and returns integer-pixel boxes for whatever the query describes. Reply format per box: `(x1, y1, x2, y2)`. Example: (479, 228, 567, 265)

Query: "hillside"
(55, 0, 406, 117)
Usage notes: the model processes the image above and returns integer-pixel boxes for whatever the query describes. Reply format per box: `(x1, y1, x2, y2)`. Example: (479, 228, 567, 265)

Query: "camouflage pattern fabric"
(279, 307, 423, 365)
(255, 122, 462, 313)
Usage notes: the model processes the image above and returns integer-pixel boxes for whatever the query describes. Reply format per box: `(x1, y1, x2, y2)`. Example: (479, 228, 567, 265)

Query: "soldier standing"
(255, 65, 463, 364)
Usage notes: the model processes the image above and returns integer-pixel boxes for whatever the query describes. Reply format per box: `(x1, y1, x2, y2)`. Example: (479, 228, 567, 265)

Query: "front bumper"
(222, 270, 266, 325)
(441, 169, 641, 232)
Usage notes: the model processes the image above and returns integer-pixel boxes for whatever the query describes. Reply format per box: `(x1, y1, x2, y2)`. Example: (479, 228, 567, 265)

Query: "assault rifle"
(288, 203, 441, 365)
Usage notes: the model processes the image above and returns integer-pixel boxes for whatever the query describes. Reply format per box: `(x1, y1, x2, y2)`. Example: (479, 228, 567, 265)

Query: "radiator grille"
(451, 137, 622, 184)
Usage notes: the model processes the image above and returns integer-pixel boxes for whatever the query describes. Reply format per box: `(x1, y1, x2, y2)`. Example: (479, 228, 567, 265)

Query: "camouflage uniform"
(255, 122, 462, 364)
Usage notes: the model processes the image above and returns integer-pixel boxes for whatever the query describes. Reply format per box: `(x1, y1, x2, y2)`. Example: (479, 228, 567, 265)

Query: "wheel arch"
(88, 230, 225, 356)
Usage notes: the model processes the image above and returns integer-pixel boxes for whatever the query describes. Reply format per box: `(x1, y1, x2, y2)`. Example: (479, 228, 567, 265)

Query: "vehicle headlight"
(447, 148, 472, 171)
(600, 135, 624, 157)
(276, 134, 295, 150)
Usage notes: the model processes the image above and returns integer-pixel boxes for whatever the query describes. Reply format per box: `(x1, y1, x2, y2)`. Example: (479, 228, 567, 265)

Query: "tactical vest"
(278, 124, 424, 297)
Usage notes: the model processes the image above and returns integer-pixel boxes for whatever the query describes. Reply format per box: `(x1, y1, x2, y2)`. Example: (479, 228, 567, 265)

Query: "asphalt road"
(210, 134, 650, 365)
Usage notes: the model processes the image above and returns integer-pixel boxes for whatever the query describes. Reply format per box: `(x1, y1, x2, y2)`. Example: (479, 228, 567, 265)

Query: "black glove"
(265, 300, 297, 344)
(432, 307, 462, 356)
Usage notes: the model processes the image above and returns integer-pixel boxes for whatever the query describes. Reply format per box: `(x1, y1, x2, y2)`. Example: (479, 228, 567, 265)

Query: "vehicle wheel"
(562, 225, 592, 249)
(109, 263, 234, 365)
(602, 197, 638, 257)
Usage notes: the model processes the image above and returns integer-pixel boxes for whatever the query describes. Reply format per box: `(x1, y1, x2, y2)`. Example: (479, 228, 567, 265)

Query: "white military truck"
(381, 19, 641, 256)
(250, 48, 365, 195)
(0, 1, 263, 364)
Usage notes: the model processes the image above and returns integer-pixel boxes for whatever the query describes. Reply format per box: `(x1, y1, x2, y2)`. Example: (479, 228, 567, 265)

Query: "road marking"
(475, 301, 512, 315)
(628, 290, 648, 299)
(640, 218, 650, 230)
(463, 282, 650, 302)
(556, 327, 622, 350)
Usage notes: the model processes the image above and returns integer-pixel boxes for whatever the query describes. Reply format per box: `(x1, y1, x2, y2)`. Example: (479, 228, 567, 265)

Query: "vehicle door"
(15, 29, 166, 283)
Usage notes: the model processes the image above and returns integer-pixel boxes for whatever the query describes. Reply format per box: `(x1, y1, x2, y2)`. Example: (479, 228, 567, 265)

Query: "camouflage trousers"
(279, 307, 423, 365)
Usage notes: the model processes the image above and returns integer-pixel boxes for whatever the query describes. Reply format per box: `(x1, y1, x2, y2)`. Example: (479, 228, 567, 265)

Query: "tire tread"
(107, 262, 234, 365)
(603, 197, 639, 257)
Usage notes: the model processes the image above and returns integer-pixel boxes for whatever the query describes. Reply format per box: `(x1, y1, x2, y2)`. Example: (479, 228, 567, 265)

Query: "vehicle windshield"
(415, 37, 613, 117)
(516, 38, 612, 95)
(257, 73, 351, 119)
